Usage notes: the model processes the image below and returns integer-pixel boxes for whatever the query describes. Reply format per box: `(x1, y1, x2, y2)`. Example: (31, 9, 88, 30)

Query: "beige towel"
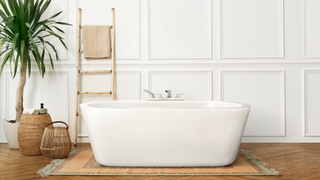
(82, 25, 111, 58)
(23, 109, 39, 115)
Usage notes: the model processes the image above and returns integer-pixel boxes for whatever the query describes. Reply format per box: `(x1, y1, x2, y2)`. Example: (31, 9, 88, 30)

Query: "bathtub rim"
(80, 101, 251, 110)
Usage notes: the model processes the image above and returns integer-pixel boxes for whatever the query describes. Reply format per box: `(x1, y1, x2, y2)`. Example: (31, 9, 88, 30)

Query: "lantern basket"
(40, 121, 72, 159)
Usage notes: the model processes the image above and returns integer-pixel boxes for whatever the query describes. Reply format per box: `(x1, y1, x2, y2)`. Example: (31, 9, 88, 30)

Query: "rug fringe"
(37, 159, 61, 177)
(243, 149, 281, 175)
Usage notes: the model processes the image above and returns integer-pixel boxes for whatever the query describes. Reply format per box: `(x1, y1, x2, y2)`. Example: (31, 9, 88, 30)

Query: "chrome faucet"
(165, 89, 172, 98)
(143, 89, 155, 98)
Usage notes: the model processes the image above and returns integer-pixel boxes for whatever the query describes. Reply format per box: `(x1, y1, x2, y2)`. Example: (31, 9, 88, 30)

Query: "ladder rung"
(77, 113, 82, 116)
(79, 70, 112, 74)
(80, 25, 113, 29)
(79, 49, 112, 52)
(78, 91, 112, 95)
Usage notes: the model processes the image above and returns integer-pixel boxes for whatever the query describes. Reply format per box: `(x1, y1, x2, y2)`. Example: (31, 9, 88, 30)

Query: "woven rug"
(38, 149, 281, 177)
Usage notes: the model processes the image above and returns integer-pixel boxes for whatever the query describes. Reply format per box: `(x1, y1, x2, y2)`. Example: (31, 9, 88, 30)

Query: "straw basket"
(40, 121, 72, 159)
(18, 114, 53, 155)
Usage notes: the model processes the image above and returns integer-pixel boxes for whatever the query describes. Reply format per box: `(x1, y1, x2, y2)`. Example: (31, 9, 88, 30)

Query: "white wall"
(1, 0, 320, 143)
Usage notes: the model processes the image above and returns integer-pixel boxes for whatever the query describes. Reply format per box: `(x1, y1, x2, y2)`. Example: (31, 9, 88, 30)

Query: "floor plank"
(0, 143, 319, 180)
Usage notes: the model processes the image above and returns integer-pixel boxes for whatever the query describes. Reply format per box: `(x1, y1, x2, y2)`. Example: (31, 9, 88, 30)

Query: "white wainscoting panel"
(78, 0, 140, 59)
(148, 71, 212, 100)
(148, 0, 211, 59)
(220, 70, 285, 136)
(220, 0, 284, 58)
(5, 71, 69, 123)
(78, 71, 141, 137)
(304, 70, 320, 136)
(303, 0, 320, 58)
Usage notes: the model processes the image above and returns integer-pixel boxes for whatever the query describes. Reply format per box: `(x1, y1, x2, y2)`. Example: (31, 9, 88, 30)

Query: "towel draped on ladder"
(82, 25, 111, 58)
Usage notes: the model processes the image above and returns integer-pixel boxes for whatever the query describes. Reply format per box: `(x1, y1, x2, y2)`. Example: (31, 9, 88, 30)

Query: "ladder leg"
(74, 8, 82, 146)
(111, 8, 115, 101)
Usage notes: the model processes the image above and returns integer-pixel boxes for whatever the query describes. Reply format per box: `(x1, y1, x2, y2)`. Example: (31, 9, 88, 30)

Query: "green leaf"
(32, 0, 45, 26)
(31, 50, 40, 71)
(0, 36, 8, 51)
(42, 23, 53, 32)
(56, 22, 72, 26)
(8, 0, 18, 19)
(40, 48, 45, 77)
(20, 40, 25, 64)
(37, 36, 45, 47)
(25, 22, 31, 28)
(0, 52, 10, 76)
(49, 11, 62, 19)
(9, 33, 19, 62)
(1, 16, 14, 23)
(32, 27, 46, 37)
(48, 52, 54, 70)
(0, 46, 10, 56)
(59, 38, 67, 50)
(13, 53, 20, 78)
(18, 0, 26, 39)
(26, 53, 31, 77)
(28, 0, 36, 22)
(39, 0, 51, 15)
(45, 41, 59, 60)
(46, 30, 63, 39)
(0, 0, 12, 16)
(52, 26, 64, 34)
(28, 31, 40, 61)
(40, 20, 55, 24)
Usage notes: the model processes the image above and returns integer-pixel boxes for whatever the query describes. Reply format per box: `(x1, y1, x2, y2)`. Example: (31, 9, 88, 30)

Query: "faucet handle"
(156, 94, 163, 98)
(175, 94, 183, 98)
(165, 89, 172, 98)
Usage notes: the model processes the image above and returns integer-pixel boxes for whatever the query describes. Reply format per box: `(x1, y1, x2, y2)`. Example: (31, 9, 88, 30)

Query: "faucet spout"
(143, 89, 155, 98)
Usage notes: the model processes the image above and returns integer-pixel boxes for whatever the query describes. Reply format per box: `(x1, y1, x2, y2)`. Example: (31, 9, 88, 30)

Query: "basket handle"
(45, 121, 69, 129)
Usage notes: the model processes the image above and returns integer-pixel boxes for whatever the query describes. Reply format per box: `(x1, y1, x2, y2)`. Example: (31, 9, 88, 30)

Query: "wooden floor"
(0, 143, 320, 180)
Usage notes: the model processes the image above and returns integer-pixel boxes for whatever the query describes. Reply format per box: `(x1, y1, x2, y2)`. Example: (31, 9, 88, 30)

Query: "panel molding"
(220, 70, 286, 136)
(219, 0, 284, 59)
(148, 71, 213, 100)
(147, 0, 212, 59)
(303, 70, 320, 136)
(121, 0, 141, 60)
(77, 0, 141, 60)
(117, 71, 141, 100)
(303, 0, 320, 59)
(5, 71, 69, 124)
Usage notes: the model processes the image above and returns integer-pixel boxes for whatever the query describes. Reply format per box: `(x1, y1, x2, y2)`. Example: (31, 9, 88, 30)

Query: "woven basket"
(40, 121, 72, 159)
(18, 114, 52, 155)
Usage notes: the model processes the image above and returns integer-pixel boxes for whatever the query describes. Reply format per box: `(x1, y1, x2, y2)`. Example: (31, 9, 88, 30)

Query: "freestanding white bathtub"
(80, 101, 250, 167)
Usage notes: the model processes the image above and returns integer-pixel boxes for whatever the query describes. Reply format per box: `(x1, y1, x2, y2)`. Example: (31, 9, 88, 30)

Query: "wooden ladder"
(74, 8, 115, 146)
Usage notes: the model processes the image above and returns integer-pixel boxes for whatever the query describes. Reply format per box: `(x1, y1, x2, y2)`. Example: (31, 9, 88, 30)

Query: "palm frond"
(0, 0, 72, 78)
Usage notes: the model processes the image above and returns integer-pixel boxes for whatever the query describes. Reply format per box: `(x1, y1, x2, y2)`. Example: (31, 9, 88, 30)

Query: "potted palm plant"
(0, 0, 71, 148)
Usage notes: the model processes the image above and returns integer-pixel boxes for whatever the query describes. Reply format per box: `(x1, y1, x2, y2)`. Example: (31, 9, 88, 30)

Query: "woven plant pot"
(40, 121, 72, 159)
(18, 114, 52, 155)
